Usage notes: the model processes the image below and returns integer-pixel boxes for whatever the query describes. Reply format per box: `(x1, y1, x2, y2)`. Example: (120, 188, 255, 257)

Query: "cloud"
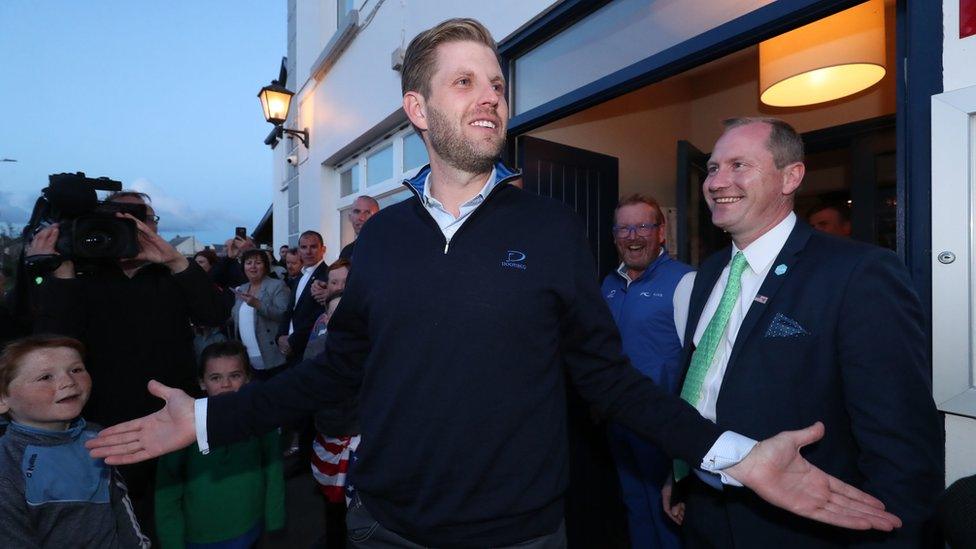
(127, 178, 249, 235)
(0, 190, 33, 227)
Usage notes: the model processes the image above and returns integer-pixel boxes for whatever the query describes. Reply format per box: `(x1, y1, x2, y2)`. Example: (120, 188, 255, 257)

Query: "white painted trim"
(931, 84, 976, 419)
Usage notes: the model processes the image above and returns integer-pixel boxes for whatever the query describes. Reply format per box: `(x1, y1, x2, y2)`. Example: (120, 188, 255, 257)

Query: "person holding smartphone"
(231, 250, 289, 381)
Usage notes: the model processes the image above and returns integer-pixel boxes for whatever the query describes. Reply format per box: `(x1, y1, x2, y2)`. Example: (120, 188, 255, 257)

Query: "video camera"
(24, 172, 147, 266)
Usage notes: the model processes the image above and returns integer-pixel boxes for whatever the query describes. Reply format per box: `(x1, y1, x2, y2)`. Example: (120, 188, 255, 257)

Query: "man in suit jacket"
(89, 21, 904, 547)
(665, 117, 942, 548)
(276, 230, 327, 362)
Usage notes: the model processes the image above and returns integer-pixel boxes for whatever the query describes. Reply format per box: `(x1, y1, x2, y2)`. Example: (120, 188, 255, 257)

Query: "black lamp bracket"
(264, 125, 309, 149)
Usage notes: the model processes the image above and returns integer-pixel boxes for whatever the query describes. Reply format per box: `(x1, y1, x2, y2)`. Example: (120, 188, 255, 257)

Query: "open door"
(517, 135, 627, 548)
(676, 140, 728, 266)
(518, 136, 619, 280)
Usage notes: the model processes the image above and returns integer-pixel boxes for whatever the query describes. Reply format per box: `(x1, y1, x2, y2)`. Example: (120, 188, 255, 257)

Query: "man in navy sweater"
(89, 18, 901, 547)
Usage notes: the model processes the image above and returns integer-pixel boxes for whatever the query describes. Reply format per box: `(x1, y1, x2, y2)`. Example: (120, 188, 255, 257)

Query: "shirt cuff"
(194, 398, 210, 455)
(699, 431, 757, 487)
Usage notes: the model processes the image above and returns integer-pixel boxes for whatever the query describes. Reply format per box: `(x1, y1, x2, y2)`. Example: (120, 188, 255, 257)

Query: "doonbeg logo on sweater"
(501, 250, 527, 270)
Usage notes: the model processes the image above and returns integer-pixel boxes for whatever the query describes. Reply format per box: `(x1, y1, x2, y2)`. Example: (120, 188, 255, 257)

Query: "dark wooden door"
(517, 135, 627, 549)
(517, 136, 619, 280)
(676, 140, 729, 266)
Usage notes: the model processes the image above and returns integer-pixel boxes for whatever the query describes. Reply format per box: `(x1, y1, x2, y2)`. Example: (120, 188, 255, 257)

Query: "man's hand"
(119, 213, 188, 273)
(727, 422, 902, 531)
(661, 476, 685, 525)
(310, 280, 330, 306)
(86, 380, 196, 465)
(277, 335, 291, 356)
(26, 224, 75, 279)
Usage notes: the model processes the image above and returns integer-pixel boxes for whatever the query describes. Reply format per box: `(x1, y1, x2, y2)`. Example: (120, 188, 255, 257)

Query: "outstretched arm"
(86, 381, 196, 465)
(727, 422, 902, 531)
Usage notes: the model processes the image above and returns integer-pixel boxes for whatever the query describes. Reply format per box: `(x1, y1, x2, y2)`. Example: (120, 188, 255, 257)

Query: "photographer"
(26, 190, 230, 537)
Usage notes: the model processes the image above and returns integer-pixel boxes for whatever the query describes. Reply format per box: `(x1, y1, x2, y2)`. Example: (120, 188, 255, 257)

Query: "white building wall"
(941, 0, 976, 486)
(277, 0, 556, 261)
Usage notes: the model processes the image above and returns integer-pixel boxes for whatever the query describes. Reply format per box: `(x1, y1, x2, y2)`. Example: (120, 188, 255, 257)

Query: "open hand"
(86, 380, 196, 465)
(727, 422, 902, 531)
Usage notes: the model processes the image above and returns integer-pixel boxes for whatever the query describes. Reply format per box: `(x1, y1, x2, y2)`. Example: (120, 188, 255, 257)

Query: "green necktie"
(674, 251, 749, 481)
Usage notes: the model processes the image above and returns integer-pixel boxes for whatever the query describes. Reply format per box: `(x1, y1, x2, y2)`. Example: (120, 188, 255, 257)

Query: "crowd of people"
(0, 15, 964, 549)
(0, 179, 373, 546)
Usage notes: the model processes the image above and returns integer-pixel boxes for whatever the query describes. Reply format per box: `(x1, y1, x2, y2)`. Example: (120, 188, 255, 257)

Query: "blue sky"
(0, 1, 286, 245)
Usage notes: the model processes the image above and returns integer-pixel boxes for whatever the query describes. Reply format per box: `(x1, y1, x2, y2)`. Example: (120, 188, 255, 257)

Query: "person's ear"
(403, 92, 429, 131)
(198, 379, 207, 392)
(782, 162, 805, 196)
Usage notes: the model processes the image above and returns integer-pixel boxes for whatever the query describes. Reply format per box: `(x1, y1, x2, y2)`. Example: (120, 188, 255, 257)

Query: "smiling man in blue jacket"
(89, 18, 902, 548)
(602, 194, 693, 549)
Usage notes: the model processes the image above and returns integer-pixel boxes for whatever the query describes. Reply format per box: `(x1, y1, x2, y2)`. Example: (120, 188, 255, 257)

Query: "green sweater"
(155, 431, 284, 547)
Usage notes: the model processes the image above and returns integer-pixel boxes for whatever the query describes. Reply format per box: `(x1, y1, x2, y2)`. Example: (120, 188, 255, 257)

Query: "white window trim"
(336, 126, 425, 209)
(931, 83, 976, 419)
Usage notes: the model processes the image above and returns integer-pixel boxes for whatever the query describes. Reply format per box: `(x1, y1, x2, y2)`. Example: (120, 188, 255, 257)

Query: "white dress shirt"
(671, 213, 796, 486)
(694, 213, 796, 422)
(421, 168, 497, 239)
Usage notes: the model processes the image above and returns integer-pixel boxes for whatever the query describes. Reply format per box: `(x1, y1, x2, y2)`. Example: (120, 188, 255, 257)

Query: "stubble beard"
(427, 105, 504, 174)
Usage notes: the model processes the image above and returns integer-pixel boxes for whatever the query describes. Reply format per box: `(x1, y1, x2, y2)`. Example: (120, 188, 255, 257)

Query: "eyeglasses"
(147, 214, 160, 224)
(612, 223, 661, 239)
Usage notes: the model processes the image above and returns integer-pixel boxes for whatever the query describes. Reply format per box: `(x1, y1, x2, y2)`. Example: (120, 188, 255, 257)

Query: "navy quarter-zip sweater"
(209, 164, 722, 546)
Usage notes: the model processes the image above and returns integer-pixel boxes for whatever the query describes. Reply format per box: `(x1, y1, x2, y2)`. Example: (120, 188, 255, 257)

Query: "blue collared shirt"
(420, 167, 498, 242)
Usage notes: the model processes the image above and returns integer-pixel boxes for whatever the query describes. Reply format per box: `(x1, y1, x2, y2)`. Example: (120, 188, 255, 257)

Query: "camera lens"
(80, 230, 115, 253)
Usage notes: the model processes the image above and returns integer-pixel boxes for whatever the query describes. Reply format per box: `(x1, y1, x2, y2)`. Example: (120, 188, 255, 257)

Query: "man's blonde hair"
(401, 18, 498, 99)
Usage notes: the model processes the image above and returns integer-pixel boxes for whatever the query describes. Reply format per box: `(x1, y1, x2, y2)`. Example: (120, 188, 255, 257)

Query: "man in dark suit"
(664, 117, 942, 547)
(276, 230, 327, 362)
(89, 21, 905, 547)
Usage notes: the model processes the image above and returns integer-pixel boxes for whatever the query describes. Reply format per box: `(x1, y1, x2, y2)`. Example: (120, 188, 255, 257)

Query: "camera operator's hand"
(119, 213, 189, 274)
(27, 224, 75, 279)
(310, 279, 330, 306)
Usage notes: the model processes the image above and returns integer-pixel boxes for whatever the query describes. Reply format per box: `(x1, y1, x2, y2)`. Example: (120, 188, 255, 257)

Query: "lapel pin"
(754, 295, 768, 304)
(774, 264, 787, 276)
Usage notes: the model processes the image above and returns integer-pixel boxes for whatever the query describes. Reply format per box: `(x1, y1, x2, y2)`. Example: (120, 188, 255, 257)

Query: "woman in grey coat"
(231, 249, 290, 380)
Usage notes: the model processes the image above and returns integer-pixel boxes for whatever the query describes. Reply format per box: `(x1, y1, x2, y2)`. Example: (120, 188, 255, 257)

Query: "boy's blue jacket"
(0, 419, 149, 548)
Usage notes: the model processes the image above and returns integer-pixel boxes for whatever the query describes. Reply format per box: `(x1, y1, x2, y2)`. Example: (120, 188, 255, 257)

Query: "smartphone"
(235, 227, 247, 240)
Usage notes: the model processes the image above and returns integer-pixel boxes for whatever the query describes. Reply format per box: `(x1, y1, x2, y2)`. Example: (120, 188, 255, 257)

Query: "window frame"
(931, 84, 976, 419)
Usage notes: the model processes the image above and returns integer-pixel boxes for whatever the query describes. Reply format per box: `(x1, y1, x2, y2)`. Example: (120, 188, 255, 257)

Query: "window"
(931, 84, 976, 419)
(336, 127, 430, 244)
(285, 157, 299, 245)
(512, 0, 775, 114)
(340, 164, 360, 196)
(338, 127, 427, 198)
(366, 144, 393, 187)
(403, 131, 428, 170)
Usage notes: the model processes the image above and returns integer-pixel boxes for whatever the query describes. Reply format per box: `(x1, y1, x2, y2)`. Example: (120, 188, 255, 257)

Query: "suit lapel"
(724, 222, 813, 372)
(295, 263, 325, 310)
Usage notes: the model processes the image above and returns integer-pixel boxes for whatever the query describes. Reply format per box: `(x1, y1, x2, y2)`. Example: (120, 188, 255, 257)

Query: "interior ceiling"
(673, 0, 895, 85)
